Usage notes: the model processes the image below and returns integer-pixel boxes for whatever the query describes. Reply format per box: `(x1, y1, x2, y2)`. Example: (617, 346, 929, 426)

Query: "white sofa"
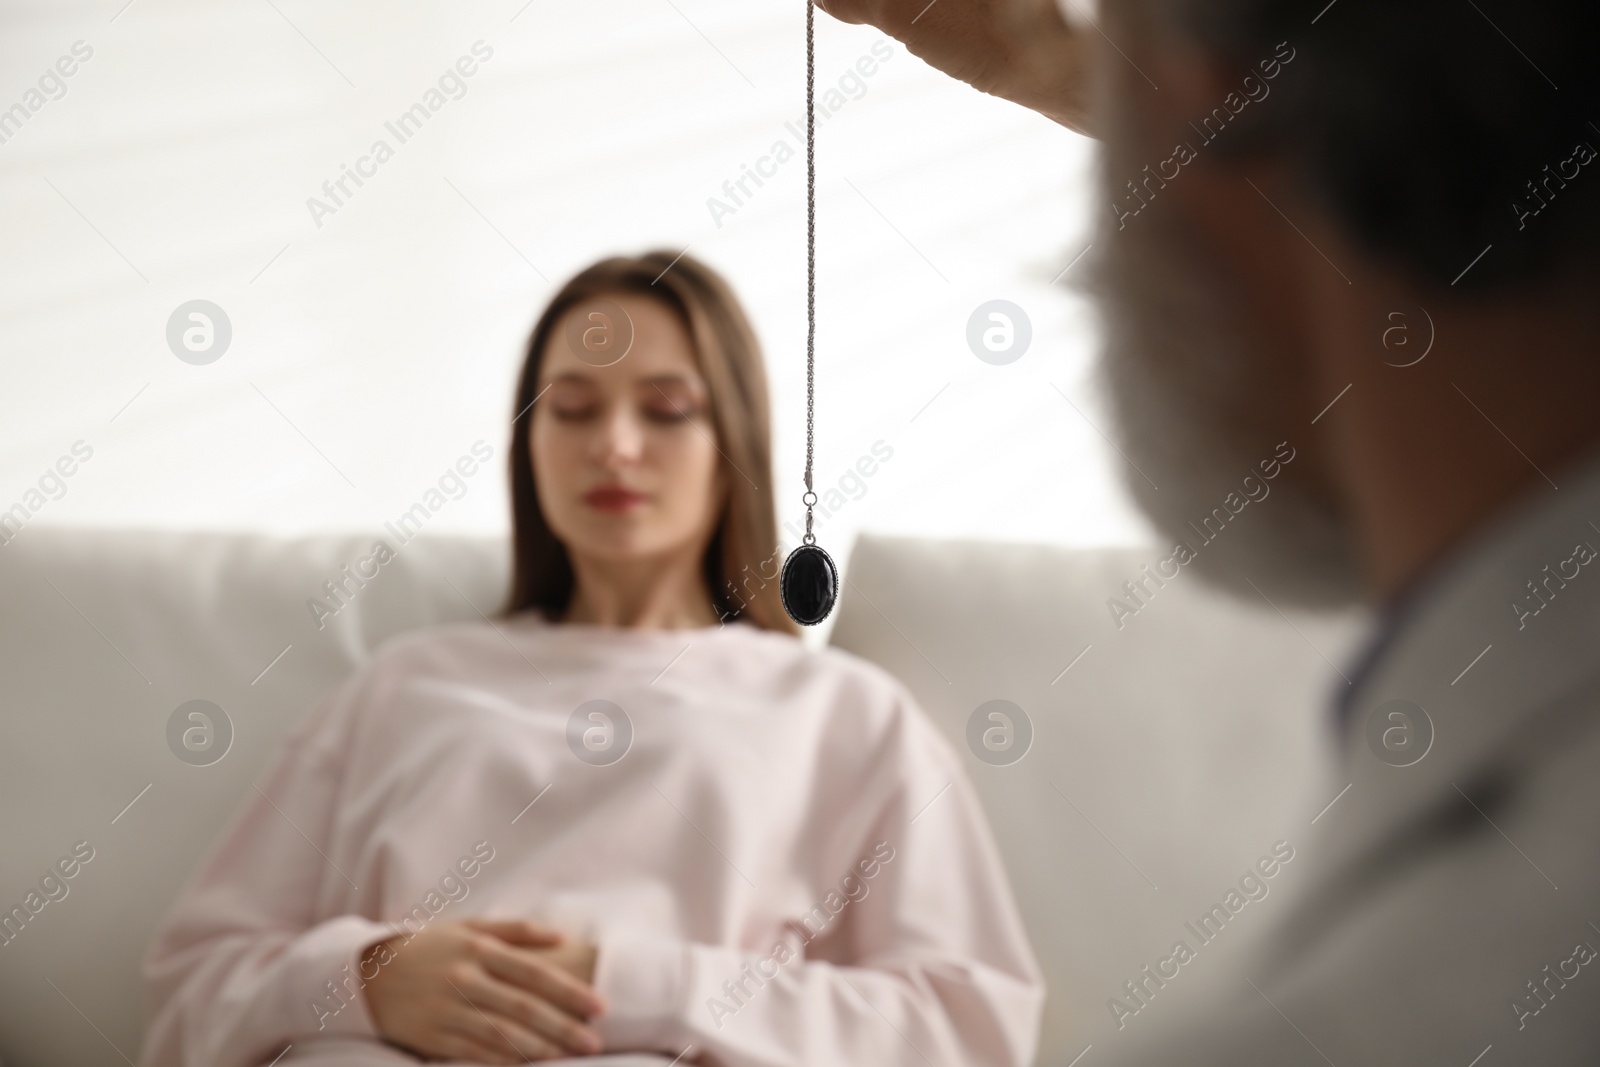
(0, 529, 1359, 1066)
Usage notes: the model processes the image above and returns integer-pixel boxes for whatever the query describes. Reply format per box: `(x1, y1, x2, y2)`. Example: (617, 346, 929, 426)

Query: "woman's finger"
(445, 1005, 566, 1063)
(470, 968, 604, 1055)
(478, 939, 604, 1020)
(463, 916, 567, 947)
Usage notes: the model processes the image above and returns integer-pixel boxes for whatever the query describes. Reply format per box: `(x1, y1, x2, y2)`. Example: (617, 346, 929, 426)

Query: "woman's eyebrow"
(637, 373, 704, 390)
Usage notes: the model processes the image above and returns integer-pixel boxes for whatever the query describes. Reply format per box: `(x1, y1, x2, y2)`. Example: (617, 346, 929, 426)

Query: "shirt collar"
(1332, 440, 1600, 739)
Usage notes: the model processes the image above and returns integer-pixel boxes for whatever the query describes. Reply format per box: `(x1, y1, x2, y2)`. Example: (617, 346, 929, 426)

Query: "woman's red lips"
(583, 486, 648, 511)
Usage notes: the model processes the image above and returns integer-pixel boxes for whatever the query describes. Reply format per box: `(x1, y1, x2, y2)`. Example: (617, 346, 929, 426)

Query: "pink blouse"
(138, 614, 1044, 1066)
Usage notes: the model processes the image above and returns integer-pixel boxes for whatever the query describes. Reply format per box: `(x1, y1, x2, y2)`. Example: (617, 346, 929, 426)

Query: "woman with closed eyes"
(138, 251, 1044, 1067)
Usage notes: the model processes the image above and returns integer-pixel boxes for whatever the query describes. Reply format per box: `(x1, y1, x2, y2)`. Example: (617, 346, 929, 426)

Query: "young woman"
(138, 252, 1044, 1067)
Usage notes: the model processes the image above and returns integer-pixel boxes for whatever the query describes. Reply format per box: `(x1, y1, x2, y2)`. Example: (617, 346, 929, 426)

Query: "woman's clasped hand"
(361, 917, 606, 1064)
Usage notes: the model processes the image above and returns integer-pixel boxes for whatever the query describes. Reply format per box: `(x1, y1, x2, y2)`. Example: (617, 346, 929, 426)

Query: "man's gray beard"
(1078, 131, 1364, 610)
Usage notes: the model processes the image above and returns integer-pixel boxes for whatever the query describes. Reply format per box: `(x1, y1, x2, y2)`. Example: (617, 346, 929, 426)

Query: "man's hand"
(360, 919, 606, 1064)
(817, 0, 1094, 135)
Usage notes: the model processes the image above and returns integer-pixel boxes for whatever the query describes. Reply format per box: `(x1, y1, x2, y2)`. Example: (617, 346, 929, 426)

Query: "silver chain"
(802, 0, 818, 546)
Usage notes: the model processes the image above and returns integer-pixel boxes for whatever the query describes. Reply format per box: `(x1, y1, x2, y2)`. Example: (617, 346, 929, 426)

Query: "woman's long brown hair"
(498, 251, 797, 635)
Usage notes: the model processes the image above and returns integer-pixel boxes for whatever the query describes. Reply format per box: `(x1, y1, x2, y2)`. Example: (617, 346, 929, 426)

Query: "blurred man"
(822, 0, 1600, 1062)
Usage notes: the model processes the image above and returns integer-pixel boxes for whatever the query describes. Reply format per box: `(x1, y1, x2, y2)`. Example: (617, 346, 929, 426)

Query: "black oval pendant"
(780, 543, 838, 626)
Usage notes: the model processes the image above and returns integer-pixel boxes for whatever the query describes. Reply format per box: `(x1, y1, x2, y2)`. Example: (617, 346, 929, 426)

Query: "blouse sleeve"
(588, 690, 1046, 1067)
(137, 673, 399, 1067)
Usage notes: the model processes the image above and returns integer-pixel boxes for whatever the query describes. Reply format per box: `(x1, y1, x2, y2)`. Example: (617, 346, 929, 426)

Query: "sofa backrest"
(0, 529, 508, 1066)
(827, 535, 1359, 1062)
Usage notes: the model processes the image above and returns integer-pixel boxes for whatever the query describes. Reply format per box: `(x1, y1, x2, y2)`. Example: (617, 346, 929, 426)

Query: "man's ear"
(1101, 0, 1267, 153)
(1134, 34, 1251, 149)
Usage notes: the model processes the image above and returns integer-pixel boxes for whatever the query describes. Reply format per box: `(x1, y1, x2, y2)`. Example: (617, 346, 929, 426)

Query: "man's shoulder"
(1109, 673, 1600, 1067)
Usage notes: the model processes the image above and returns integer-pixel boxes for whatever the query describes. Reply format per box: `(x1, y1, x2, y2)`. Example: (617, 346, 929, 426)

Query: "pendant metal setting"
(780, 541, 837, 626)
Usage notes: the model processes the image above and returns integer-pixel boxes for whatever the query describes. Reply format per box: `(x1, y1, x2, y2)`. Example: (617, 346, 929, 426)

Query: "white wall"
(0, 0, 1153, 561)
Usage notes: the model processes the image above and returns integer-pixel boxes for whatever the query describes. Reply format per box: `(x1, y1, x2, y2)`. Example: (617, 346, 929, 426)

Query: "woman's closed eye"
(547, 380, 596, 421)
(548, 399, 698, 423)
(551, 401, 596, 421)
(542, 375, 706, 423)
(644, 379, 707, 423)
(645, 395, 697, 423)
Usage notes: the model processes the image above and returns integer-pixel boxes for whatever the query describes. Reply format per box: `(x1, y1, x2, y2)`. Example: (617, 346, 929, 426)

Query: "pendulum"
(781, 0, 837, 626)
(780, 0, 844, 630)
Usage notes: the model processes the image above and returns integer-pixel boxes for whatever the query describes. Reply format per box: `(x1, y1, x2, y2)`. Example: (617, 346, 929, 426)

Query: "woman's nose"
(590, 405, 644, 467)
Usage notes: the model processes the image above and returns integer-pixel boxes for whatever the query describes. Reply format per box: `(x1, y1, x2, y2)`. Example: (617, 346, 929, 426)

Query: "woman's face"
(531, 292, 726, 567)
